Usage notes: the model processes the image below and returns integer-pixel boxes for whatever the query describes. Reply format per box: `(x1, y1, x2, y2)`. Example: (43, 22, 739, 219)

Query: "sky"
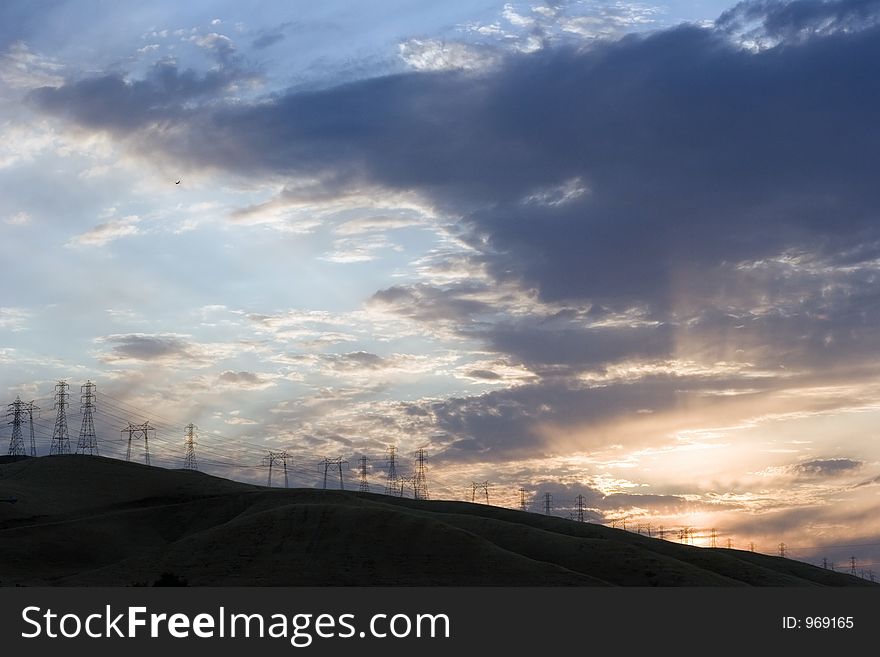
(2, 0, 880, 573)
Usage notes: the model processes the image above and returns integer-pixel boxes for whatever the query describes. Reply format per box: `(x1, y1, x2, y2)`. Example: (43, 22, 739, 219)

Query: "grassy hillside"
(0, 455, 872, 586)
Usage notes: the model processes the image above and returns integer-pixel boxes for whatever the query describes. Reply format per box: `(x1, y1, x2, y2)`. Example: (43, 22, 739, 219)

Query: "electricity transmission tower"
(543, 492, 552, 515)
(358, 456, 370, 492)
(322, 457, 348, 490)
(778, 542, 786, 558)
(471, 481, 489, 504)
(519, 487, 528, 511)
(183, 423, 198, 471)
(384, 446, 398, 495)
(49, 381, 71, 455)
(25, 400, 38, 456)
(264, 451, 290, 488)
(413, 447, 428, 500)
(122, 421, 155, 465)
(711, 528, 717, 548)
(726, 538, 733, 549)
(851, 556, 857, 575)
(75, 381, 98, 455)
(6, 397, 26, 456)
(574, 494, 586, 522)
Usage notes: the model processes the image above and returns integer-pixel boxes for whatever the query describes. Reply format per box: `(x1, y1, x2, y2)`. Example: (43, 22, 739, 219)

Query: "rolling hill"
(0, 455, 872, 586)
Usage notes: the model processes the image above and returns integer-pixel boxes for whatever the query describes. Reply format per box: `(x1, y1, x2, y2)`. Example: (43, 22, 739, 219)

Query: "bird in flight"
(175, 180, 181, 184)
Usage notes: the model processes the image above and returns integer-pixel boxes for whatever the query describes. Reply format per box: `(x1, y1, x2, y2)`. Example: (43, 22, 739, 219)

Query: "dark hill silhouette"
(0, 455, 873, 586)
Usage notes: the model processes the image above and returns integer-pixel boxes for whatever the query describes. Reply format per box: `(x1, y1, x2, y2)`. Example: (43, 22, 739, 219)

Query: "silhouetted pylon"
(322, 457, 348, 490)
(183, 423, 198, 471)
(122, 421, 154, 465)
(75, 381, 99, 456)
(25, 400, 38, 456)
(358, 456, 369, 493)
(543, 492, 552, 515)
(384, 446, 398, 495)
(574, 494, 586, 522)
(265, 450, 290, 488)
(471, 481, 489, 504)
(49, 381, 71, 455)
(6, 397, 26, 456)
(413, 447, 428, 500)
(518, 487, 529, 511)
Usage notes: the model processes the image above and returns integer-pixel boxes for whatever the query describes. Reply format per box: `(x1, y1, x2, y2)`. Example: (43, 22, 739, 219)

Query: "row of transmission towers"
(381, 446, 429, 499)
(7, 380, 99, 457)
(6, 379, 202, 472)
(258, 445, 433, 498)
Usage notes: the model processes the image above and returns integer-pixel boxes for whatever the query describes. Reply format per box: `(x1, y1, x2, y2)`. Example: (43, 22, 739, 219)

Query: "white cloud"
(399, 39, 501, 72)
(333, 215, 424, 235)
(188, 32, 236, 62)
(0, 42, 64, 90)
(68, 214, 141, 247)
(501, 4, 536, 28)
(321, 234, 399, 263)
(0, 307, 30, 331)
(4, 211, 31, 226)
(523, 177, 589, 206)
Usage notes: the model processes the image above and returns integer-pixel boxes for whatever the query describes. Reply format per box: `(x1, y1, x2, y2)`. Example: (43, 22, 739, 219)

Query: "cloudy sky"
(3, 0, 880, 570)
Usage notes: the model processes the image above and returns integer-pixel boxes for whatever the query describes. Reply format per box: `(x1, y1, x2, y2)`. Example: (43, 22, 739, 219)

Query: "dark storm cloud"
(718, 0, 880, 41)
(427, 377, 682, 460)
(28, 0, 880, 463)
(30, 58, 245, 132)
(487, 323, 672, 370)
(30, 0, 880, 309)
